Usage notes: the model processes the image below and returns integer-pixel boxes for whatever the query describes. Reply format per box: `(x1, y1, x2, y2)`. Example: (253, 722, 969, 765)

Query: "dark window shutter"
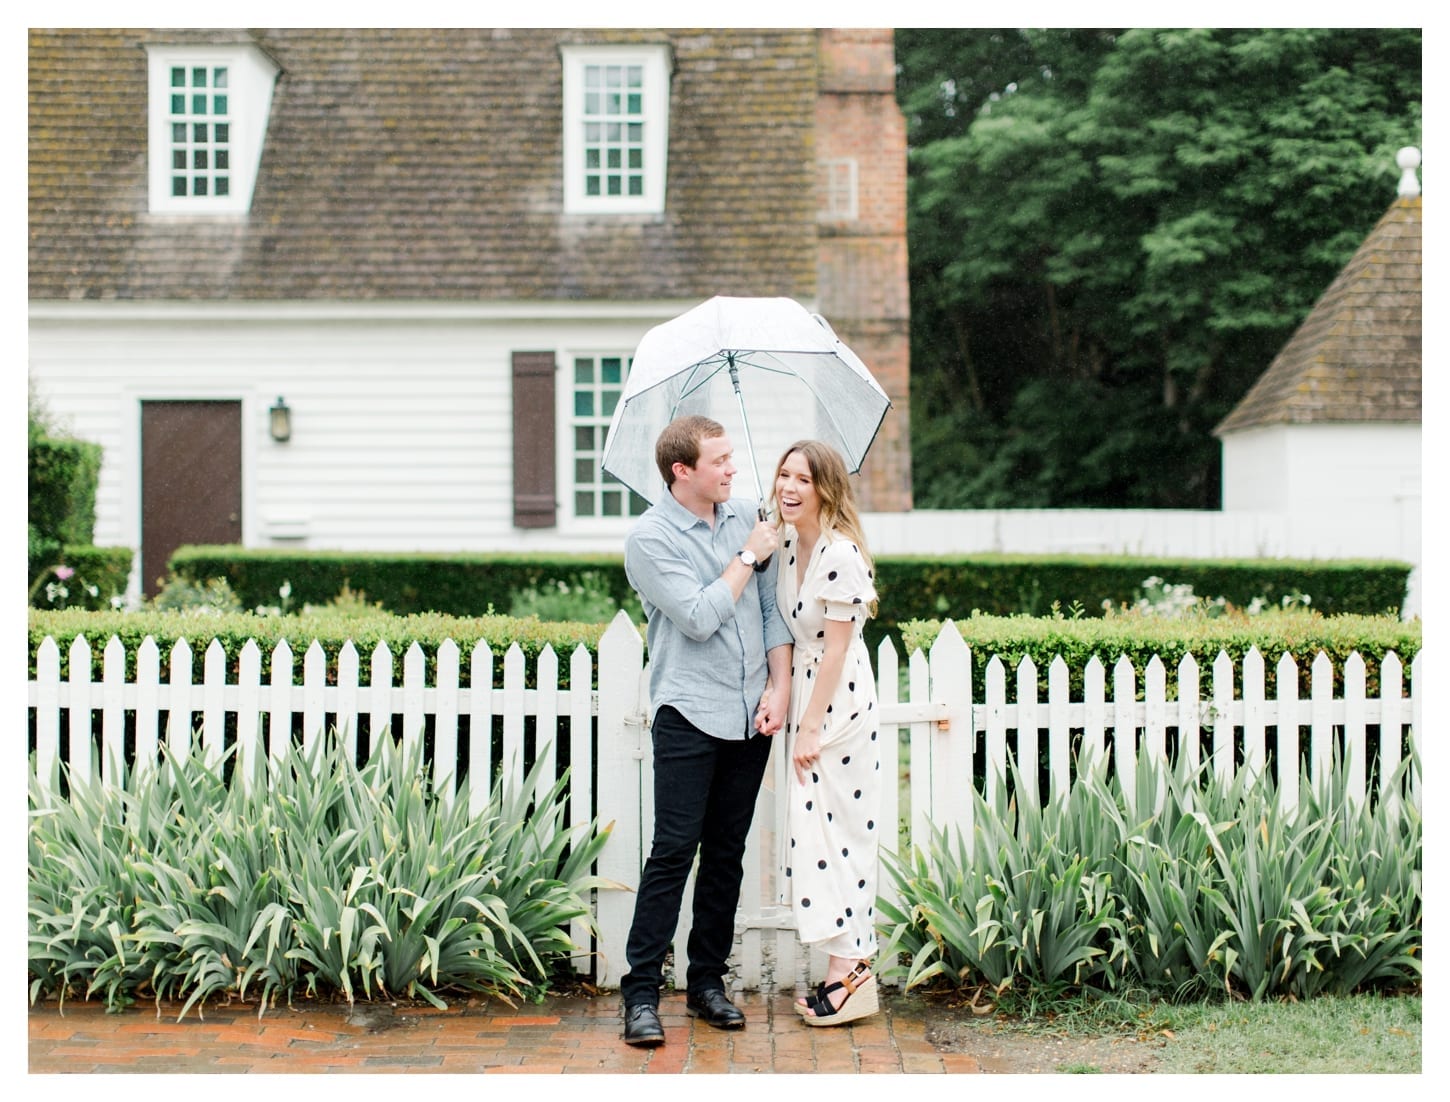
(512, 351, 557, 528)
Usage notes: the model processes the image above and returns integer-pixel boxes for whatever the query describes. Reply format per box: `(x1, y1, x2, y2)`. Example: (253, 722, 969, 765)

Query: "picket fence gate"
(27, 613, 1421, 991)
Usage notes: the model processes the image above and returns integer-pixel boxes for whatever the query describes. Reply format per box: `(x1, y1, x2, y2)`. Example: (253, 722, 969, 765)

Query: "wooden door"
(140, 401, 242, 597)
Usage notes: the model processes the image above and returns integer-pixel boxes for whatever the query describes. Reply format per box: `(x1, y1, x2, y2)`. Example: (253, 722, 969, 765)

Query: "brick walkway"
(28, 988, 982, 1074)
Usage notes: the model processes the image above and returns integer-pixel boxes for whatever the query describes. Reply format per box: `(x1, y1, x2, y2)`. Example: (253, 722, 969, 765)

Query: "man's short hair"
(655, 415, 726, 487)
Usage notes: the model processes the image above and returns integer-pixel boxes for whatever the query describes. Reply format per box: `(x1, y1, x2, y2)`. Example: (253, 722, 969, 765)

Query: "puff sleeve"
(816, 538, 877, 623)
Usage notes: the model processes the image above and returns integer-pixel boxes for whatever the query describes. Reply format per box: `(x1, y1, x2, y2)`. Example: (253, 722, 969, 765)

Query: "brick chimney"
(815, 29, 912, 511)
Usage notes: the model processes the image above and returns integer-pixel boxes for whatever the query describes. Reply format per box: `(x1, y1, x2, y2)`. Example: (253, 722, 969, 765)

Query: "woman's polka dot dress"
(778, 527, 881, 959)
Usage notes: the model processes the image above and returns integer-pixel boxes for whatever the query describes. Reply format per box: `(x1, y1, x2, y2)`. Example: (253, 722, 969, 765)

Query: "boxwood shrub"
(28, 608, 613, 689)
(166, 545, 1413, 654)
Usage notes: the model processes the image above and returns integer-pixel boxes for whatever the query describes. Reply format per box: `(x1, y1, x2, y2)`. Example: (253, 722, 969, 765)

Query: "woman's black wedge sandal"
(797, 961, 877, 1026)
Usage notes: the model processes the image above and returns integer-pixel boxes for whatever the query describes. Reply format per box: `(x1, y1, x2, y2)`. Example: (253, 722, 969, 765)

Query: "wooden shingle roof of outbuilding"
(28, 27, 820, 303)
(1215, 195, 1422, 434)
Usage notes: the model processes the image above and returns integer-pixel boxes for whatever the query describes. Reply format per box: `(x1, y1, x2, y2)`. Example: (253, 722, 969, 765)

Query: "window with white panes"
(561, 45, 670, 214)
(144, 44, 278, 214)
(571, 355, 648, 519)
(167, 64, 232, 199)
(818, 157, 859, 221)
(584, 64, 644, 200)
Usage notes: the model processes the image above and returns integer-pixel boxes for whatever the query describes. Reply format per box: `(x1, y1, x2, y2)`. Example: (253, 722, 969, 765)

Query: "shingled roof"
(28, 28, 820, 303)
(1215, 194, 1422, 434)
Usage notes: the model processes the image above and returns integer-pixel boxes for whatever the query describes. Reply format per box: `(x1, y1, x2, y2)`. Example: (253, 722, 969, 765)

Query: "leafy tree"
(897, 28, 1422, 508)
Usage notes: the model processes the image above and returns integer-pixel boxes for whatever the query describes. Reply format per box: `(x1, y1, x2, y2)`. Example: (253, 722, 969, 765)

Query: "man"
(618, 414, 793, 1046)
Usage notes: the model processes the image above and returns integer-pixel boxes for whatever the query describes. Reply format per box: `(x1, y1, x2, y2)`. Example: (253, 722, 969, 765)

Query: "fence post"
(167, 637, 194, 771)
(68, 635, 93, 787)
(595, 610, 647, 988)
(101, 636, 126, 789)
(929, 620, 973, 848)
(34, 636, 61, 800)
(1276, 652, 1301, 816)
(1112, 655, 1137, 818)
(269, 639, 294, 777)
(1379, 651, 1403, 819)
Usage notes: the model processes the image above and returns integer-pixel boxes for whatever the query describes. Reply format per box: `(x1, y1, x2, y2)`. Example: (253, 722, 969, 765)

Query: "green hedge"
(168, 546, 638, 620)
(28, 435, 101, 548)
(899, 612, 1420, 699)
(875, 553, 1411, 627)
(28, 434, 104, 590)
(28, 608, 613, 688)
(167, 545, 1414, 653)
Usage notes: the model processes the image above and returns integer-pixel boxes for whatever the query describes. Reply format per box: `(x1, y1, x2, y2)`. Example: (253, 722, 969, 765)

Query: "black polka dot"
(846, 907, 853, 917)
(827, 811, 833, 822)
(790, 556, 796, 565)
(786, 866, 792, 877)
(791, 838, 796, 847)
(786, 539, 792, 547)
(848, 681, 855, 691)
(816, 630, 825, 638)
(870, 731, 877, 741)
(806, 669, 813, 679)
(817, 860, 827, 870)
(842, 755, 851, 765)
(852, 597, 862, 604)
(850, 712, 859, 720)
(857, 879, 866, 889)
(828, 570, 838, 581)
(811, 772, 819, 784)
(826, 704, 833, 713)
(842, 847, 850, 857)
(805, 800, 813, 810)
(836, 917, 845, 927)
(796, 602, 803, 612)
(854, 789, 862, 799)
(802, 898, 811, 907)
(867, 820, 875, 830)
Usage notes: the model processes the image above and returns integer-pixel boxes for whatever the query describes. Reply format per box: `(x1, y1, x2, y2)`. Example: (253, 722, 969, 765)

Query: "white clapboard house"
(28, 28, 912, 598)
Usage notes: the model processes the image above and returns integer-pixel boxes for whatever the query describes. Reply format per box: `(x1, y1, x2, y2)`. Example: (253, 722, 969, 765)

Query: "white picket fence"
(27, 613, 1421, 991)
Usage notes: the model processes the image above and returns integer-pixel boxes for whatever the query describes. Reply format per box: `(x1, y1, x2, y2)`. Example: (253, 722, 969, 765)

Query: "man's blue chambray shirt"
(623, 491, 793, 741)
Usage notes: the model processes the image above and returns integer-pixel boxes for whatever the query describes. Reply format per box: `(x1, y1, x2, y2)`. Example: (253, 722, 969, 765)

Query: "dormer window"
(560, 45, 671, 215)
(145, 43, 278, 214)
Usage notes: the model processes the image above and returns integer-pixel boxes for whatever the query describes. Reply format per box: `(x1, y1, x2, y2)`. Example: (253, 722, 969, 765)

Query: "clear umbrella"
(601, 296, 892, 510)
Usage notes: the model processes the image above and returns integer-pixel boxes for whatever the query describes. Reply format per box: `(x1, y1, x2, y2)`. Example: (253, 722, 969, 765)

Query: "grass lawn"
(1146, 991, 1422, 1074)
(917, 986, 1422, 1074)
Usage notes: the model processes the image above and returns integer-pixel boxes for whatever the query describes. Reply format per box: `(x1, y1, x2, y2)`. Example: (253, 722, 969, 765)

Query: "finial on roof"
(1396, 147, 1421, 198)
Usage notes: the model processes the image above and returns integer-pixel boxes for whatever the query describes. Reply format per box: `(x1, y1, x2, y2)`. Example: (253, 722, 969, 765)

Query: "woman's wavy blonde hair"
(769, 439, 877, 617)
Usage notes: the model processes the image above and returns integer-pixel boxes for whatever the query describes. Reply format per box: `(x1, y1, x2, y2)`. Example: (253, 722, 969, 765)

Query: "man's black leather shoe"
(685, 988, 746, 1030)
(622, 1003, 665, 1046)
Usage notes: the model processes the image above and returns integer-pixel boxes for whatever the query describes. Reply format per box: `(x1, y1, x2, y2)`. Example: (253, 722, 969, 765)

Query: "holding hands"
(754, 679, 790, 736)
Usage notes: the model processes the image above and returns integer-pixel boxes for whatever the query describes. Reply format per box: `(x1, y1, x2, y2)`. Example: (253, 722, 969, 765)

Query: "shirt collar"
(658, 488, 739, 531)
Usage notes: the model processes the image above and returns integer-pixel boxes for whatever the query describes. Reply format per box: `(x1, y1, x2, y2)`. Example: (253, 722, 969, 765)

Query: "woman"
(769, 439, 881, 1026)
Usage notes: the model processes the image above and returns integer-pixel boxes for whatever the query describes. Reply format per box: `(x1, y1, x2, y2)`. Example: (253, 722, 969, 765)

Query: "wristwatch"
(737, 549, 758, 568)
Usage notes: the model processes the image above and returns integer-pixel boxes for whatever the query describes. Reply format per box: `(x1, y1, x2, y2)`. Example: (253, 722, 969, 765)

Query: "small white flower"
(279, 581, 292, 600)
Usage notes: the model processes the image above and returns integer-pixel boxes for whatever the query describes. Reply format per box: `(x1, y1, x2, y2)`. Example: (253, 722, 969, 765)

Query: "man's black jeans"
(619, 705, 774, 1008)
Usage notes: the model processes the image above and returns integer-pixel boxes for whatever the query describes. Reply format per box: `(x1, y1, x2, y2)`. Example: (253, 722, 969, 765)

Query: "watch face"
(740, 550, 757, 566)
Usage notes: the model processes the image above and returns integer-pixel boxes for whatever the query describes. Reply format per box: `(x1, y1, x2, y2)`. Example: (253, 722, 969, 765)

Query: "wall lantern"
(269, 396, 292, 443)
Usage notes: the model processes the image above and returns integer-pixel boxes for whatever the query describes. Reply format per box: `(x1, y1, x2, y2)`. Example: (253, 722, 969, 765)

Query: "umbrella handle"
(754, 505, 772, 572)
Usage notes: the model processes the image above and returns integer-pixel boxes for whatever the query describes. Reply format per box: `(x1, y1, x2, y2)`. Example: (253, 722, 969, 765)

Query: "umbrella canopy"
(601, 296, 892, 507)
